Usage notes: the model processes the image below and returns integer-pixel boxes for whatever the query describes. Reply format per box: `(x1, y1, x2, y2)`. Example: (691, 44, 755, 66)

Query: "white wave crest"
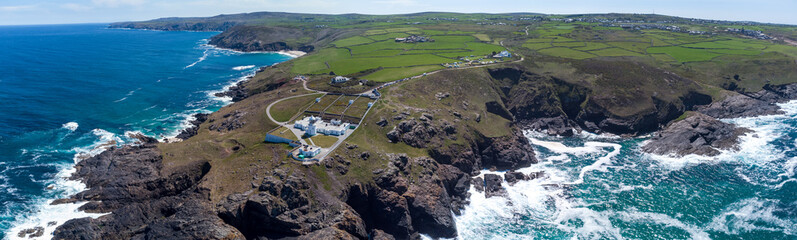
(184, 48, 210, 69)
(232, 65, 255, 71)
(61, 122, 78, 131)
(707, 198, 795, 236)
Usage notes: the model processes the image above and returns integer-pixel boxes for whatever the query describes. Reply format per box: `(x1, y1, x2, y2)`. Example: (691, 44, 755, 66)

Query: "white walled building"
(299, 145, 321, 157)
(293, 116, 349, 136)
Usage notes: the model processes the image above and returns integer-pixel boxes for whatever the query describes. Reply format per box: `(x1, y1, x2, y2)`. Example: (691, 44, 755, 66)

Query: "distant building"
(493, 51, 512, 58)
(331, 76, 350, 83)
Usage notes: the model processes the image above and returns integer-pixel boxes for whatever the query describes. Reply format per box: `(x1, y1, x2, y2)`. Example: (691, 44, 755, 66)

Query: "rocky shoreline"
(44, 62, 797, 239)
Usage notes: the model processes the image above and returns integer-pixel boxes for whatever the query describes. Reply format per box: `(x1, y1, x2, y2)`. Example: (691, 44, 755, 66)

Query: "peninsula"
(46, 12, 797, 239)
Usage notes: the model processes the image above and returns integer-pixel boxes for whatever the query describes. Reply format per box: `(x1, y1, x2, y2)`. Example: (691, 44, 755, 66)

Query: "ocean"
(454, 101, 797, 239)
(0, 24, 292, 239)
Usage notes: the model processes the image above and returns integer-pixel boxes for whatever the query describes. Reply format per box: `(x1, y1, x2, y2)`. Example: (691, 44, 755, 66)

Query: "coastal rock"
(642, 113, 751, 156)
(478, 130, 538, 170)
(696, 94, 781, 119)
(483, 174, 506, 198)
(214, 83, 249, 102)
(175, 113, 209, 140)
(504, 171, 529, 185)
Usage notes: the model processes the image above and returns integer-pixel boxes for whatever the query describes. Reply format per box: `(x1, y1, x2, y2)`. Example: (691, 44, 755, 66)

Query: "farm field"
(343, 97, 373, 118)
(307, 94, 339, 112)
(290, 26, 509, 81)
(271, 93, 324, 122)
(519, 22, 797, 64)
(325, 95, 359, 115)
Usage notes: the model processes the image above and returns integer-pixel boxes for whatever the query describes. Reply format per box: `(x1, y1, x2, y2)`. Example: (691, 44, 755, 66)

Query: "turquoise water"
(0, 24, 291, 239)
(455, 102, 797, 239)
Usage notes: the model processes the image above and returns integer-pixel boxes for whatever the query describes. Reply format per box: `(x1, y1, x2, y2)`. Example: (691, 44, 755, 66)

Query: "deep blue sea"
(0, 24, 291, 239)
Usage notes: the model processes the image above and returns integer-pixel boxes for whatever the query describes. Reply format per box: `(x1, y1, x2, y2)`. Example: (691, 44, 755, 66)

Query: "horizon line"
(1, 11, 795, 27)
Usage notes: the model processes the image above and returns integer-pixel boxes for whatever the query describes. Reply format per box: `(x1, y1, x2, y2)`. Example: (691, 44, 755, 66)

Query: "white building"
(299, 145, 321, 157)
(331, 76, 350, 83)
(293, 116, 349, 136)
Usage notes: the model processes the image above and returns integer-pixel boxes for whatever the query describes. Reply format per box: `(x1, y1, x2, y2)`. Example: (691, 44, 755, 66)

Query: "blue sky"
(1, 0, 795, 26)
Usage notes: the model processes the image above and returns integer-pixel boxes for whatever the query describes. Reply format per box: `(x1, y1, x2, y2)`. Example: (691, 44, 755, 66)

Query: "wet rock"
(696, 94, 781, 119)
(175, 113, 209, 140)
(472, 177, 484, 192)
(370, 229, 396, 240)
(642, 113, 751, 156)
(504, 171, 529, 185)
(483, 174, 506, 198)
(528, 171, 544, 180)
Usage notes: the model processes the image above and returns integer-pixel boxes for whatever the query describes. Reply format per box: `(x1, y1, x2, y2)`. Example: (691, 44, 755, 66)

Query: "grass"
(325, 95, 359, 114)
(590, 48, 645, 57)
(538, 47, 597, 60)
(574, 42, 611, 51)
(332, 36, 374, 47)
(271, 126, 299, 141)
(310, 135, 338, 148)
(606, 41, 650, 53)
(307, 95, 339, 112)
(327, 54, 456, 75)
(473, 33, 491, 41)
(647, 46, 722, 62)
(344, 97, 373, 118)
(363, 65, 443, 82)
(523, 42, 552, 50)
(553, 42, 586, 48)
(270, 93, 324, 122)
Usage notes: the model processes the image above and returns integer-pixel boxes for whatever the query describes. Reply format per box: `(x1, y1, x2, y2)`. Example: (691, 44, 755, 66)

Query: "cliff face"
(207, 25, 353, 52)
(489, 62, 713, 136)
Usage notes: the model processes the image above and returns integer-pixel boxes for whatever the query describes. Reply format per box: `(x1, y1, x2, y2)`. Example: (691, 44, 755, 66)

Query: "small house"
(331, 76, 350, 83)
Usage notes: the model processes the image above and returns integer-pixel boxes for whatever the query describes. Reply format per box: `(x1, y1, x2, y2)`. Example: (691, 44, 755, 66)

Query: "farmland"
(290, 26, 511, 82)
(519, 22, 793, 64)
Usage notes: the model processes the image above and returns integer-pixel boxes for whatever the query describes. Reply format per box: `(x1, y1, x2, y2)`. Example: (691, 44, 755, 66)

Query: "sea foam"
(61, 122, 78, 131)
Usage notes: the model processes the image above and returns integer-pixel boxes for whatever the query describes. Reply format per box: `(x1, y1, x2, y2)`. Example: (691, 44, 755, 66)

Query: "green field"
(309, 135, 338, 148)
(307, 95, 339, 112)
(344, 97, 373, 118)
(271, 93, 324, 122)
(325, 95, 359, 114)
(332, 36, 374, 47)
(363, 65, 443, 82)
(647, 46, 722, 62)
(539, 47, 596, 59)
(290, 27, 508, 81)
(590, 48, 645, 57)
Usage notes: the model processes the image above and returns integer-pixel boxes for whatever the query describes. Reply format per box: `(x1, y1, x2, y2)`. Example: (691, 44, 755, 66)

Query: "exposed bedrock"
(642, 113, 751, 157)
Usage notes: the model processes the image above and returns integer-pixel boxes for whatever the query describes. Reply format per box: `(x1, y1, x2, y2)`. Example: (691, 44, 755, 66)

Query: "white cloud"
(0, 5, 37, 12)
(374, 0, 422, 6)
(91, 0, 147, 7)
(61, 3, 93, 11)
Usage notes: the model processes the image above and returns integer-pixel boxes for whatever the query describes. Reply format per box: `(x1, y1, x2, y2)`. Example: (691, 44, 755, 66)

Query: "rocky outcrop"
(642, 113, 751, 156)
(52, 138, 238, 239)
(218, 177, 368, 239)
(697, 83, 797, 119)
(175, 113, 209, 140)
(209, 110, 247, 132)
